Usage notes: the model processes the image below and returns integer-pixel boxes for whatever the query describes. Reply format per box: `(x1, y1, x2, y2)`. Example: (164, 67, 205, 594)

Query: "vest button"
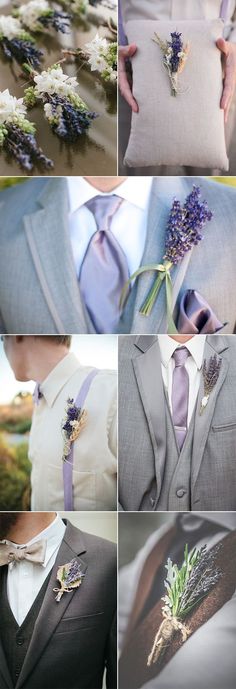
(15, 666, 21, 676)
(16, 637, 24, 646)
(176, 488, 187, 498)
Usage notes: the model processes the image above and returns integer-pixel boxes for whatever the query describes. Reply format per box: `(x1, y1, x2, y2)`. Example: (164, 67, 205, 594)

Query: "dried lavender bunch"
(121, 185, 213, 331)
(153, 30, 189, 96)
(200, 354, 222, 413)
(147, 543, 222, 667)
(15, 1, 71, 34)
(4, 124, 53, 172)
(53, 558, 85, 602)
(164, 186, 213, 265)
(0, 16, 43, 67)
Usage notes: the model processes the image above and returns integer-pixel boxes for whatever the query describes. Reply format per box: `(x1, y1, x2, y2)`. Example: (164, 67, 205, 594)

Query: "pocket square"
(177, 289, 226, 334)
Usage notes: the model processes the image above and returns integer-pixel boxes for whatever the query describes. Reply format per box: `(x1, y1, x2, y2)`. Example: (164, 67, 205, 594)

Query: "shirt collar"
(40, 352, 81, 408)
(3, 514, 66, 568)
(158, 335, 206, 370)
(180, 512, 235, 532)
(67, 176, 153, 214)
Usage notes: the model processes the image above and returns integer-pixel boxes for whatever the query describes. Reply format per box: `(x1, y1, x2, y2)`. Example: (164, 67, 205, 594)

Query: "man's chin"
(0, 514, 20, 540)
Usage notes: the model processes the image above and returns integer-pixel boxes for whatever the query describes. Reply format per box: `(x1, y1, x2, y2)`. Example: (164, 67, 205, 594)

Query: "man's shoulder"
(65, 520, 117, 566)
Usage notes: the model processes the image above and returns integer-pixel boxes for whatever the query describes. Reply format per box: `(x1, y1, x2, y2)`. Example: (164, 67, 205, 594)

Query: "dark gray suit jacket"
(0, 521, 117, 689)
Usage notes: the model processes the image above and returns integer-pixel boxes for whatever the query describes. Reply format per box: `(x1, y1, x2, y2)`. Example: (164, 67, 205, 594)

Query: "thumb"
(122, 43, 137, 59)
(216, 37, 230, 56)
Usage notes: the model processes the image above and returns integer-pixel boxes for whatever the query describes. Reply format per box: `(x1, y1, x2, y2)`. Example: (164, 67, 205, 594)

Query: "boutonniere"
(0, 89, 53, 172)
(14, 0, 71, 35)
(53, 558, 85, 602)
(121, 186, 213, 334)
(24, 63, 98, 142)
(0, 15, 43, 67)
(152, 31, 190, 96)
(200, 354, 222, 414)
(147, 543, 222, 667)
(80, 34, 117, 83)
(62, 398, 88, 461)
(59, 0, 88, 18)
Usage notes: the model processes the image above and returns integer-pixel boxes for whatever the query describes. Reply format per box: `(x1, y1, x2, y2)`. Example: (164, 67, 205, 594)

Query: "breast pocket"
(55, 612, 104, 635)
(212, 422, 236, 432)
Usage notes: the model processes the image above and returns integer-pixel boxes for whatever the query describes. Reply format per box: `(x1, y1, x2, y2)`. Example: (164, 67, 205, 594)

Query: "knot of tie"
(172, 346, 190, 368)
(85, 194, 123, 232)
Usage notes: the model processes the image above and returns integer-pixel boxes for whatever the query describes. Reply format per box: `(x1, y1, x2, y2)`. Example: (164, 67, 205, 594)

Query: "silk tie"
(171, 346, 190, 451)
(0, 540, 46, 566)
(33, 383, 43, 406)
(80, 195, 129, 333)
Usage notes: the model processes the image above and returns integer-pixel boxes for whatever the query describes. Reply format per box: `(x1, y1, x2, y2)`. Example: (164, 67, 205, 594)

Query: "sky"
(0, 335, 117, 404)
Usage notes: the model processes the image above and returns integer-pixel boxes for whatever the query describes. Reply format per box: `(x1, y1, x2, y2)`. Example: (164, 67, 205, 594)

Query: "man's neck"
(6, 513, 57, 545)
(83, 176, 127, 192)
(27, 349, 69, 384)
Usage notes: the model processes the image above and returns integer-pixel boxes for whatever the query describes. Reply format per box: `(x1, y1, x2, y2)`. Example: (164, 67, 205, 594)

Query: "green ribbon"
(120, 261, 178, 334)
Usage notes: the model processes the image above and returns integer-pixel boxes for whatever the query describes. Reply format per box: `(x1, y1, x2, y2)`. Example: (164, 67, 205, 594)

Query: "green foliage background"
(0, 434, 31, 510)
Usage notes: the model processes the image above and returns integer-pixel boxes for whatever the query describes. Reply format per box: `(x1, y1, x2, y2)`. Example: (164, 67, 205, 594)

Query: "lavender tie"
(171, 347, 190, 451)
(80, 195, 129, 333)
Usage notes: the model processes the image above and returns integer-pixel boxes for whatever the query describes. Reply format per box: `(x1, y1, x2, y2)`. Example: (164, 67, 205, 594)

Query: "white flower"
(34, 66, 78, 97)
(0, 89, 27, 125)
(44, 101, 62, 121)
(85, 33, 109, 72)
(18, 0, 50, 31)
(0, 15, 22, 39)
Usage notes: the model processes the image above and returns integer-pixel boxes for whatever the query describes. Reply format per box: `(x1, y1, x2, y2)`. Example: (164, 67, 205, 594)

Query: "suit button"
(15, 666, 21, 677)
(176, 488, 187, 498)
(16, 638, 24, 646)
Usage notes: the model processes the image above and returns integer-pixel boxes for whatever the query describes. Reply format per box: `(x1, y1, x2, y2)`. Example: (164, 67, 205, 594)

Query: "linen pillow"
(123, 19, 229, 170)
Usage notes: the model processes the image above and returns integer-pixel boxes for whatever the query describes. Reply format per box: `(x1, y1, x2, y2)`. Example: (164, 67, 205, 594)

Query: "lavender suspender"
(220, 0, 230, 19)
(63, 368, 98, 511)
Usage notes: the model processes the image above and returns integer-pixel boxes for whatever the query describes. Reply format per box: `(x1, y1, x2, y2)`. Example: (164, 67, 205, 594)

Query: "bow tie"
(0, 540, 47, 566)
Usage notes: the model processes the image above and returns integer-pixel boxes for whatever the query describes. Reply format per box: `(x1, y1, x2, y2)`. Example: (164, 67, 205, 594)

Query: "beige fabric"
(29, 353, 117, 511)
(123, 19, 229, 169)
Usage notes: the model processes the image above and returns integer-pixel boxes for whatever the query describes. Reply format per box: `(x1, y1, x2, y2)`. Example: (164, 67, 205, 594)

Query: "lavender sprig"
(153, 31, 189, 96)
(1, 36, 43, 67)
(53, 558, 85, 602)
(165, 186, 213, 265)
(120, 186, 213, 332)
(4, 123, 53, 171)
(200, 354, 222, 413)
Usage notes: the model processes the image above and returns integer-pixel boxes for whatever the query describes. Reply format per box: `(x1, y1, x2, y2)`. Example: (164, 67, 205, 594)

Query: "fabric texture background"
(124, 19, 228, 169)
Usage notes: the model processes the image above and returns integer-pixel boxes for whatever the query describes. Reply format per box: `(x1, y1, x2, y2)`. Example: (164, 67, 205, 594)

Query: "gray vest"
(156, 392, 197, 511)
(0, 567, 51, 687)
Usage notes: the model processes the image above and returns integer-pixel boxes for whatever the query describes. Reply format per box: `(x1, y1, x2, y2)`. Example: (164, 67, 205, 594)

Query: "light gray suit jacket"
(118, 335, 236, 511)
(0, 177, 236, 334)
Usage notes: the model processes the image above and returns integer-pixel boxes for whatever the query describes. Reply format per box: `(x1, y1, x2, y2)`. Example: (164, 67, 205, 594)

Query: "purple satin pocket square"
(177, 290, 227, 334)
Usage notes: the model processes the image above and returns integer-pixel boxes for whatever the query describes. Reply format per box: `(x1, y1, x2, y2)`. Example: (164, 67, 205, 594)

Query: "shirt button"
(176, 488, 187, 498)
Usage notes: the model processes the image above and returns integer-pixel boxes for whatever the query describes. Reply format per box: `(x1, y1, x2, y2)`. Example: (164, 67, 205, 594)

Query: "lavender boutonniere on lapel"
(62, 398, 88, 461)
(147, 543, 222, 667)
(121, 186, 213, 334)
(152, 31, 190, 96)
(53, 558, 85, 602)
(200, 354, 222, 414)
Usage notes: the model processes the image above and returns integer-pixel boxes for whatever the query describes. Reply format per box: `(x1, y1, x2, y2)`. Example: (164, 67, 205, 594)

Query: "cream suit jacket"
(29, 353, 117, 511)
(121, 0, 236, 41)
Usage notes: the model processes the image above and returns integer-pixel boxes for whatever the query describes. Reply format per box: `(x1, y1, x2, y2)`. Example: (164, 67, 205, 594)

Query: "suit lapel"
(120, 529, 236, 689)
(132, 336, 167, 502)
(16, 523, 88, 689)
(191, 335, 230, 490)
(129, 178, 197, 334)
(23, 178, 94, 334)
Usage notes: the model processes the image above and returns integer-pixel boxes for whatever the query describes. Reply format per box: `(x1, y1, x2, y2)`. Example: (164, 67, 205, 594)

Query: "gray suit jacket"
(118, 335, 236, 511)
(0, 521, 117, 689)
(0, 177, 236, 334)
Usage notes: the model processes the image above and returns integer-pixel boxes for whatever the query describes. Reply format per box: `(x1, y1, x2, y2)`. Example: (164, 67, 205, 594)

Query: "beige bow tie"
(0, 540, 47, 566)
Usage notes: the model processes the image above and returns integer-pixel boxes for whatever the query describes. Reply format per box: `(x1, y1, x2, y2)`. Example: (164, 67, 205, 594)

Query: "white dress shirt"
(1, 515, 65, 626)
(67, 176, 153, 279)
(158, 335, 206, 425)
